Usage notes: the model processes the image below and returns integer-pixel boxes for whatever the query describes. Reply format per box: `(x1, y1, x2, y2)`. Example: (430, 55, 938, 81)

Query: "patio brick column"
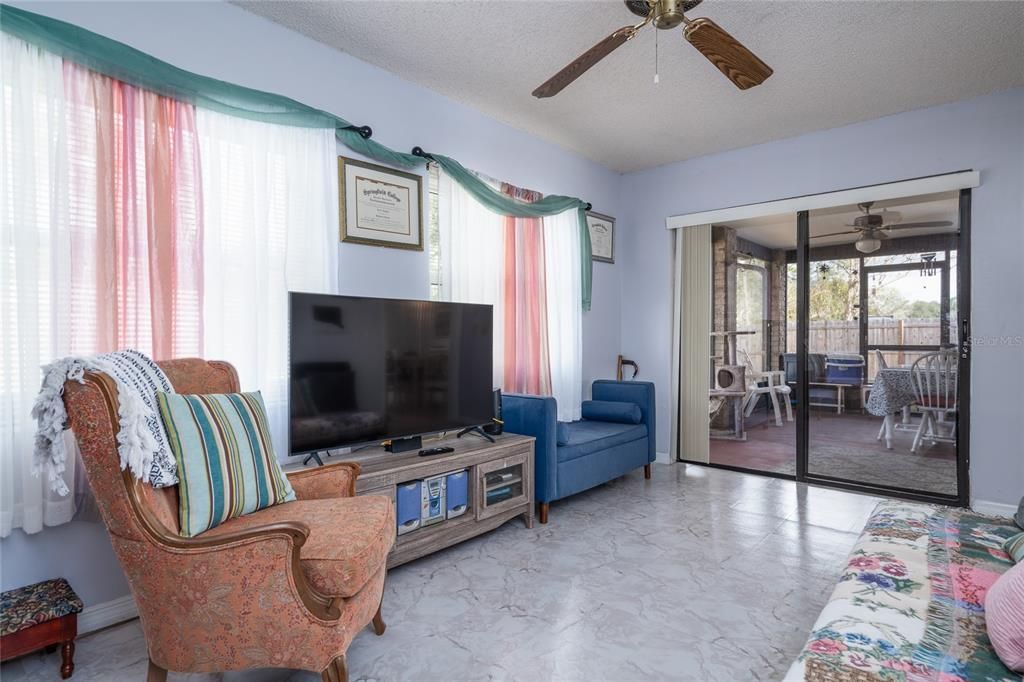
(712, 225, 737, 364)
(769, 250, 788, 371)
(712, 225, 738, 432)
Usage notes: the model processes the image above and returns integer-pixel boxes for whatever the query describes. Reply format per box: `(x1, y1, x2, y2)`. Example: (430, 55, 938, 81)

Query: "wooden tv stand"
(285, 433, 535, 569)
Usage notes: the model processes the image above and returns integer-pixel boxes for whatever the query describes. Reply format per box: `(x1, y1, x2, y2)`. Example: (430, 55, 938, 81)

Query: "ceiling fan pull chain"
(654, 26, 660, 84)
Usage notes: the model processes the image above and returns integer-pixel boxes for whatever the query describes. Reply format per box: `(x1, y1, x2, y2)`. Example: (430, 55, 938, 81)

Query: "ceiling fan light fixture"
(855, 236, 882, 254)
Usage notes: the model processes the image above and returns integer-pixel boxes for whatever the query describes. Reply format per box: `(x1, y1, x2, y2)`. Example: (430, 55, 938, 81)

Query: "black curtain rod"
(411, 146, 592, 211)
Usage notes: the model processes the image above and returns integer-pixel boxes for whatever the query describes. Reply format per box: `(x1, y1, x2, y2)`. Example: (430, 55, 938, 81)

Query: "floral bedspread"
(784, 500, 1022, 682)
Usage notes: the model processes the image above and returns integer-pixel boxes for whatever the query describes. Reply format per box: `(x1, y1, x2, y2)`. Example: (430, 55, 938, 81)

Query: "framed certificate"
(339, 157, 423, 250)
(586, 210, 615, 264)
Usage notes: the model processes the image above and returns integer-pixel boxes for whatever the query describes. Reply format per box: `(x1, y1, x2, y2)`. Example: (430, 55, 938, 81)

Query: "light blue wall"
(1, 0, 624, 608)
(0, 520, 128, 607)
(619, 88, 1024, 507)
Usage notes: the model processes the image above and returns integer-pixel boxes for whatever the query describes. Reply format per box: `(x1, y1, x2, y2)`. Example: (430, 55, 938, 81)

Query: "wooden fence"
(784, 319, 954, 378)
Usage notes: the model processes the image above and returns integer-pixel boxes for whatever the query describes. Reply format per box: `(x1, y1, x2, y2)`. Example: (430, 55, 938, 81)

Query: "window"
(736, 255, 768, 371)
(1, 32, 339, 535)
(434, 169, 583, 420)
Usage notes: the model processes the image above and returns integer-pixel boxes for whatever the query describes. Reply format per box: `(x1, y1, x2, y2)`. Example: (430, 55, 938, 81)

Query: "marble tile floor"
(1, 464, 884, 682)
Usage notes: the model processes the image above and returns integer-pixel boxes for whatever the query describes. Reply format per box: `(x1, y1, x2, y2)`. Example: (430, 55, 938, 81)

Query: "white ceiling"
(729, 191, 959, 250)
(236, 0, 1024, 172)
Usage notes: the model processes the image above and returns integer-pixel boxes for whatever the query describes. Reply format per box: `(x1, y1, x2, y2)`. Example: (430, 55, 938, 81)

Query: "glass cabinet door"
(477, 453, 529, 519)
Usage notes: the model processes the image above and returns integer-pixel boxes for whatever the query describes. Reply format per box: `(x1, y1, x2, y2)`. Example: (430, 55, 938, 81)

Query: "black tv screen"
(288, 293, 494, 455)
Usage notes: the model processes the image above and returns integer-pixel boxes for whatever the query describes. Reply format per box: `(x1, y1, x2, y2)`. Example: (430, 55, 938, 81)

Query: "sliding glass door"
(802, 192, 969, 504)
(707, 222, 798, 475)
(676, 186, 970, 506)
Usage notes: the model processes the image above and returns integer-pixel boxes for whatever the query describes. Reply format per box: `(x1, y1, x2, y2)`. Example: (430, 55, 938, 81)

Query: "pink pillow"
(986, 561, 1024, 672)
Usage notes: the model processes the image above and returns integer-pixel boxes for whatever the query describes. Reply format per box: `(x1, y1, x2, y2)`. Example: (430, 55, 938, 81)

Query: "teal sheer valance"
(0, 4, 421, 169)
(430, 153, 593, 311)
(0, 3, 593, 310)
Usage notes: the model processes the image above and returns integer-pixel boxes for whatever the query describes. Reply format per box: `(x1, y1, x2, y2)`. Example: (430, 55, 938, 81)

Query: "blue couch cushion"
(556, 420, 647, 463)
(556, 421, 571, 446)
(581, 400, 642, 424)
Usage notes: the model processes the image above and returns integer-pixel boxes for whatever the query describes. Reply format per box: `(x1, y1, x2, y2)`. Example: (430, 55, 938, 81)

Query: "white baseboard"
(78, 594, 137, 634)
(655, 451, 671, 464)
(971, 499, 1019, 518)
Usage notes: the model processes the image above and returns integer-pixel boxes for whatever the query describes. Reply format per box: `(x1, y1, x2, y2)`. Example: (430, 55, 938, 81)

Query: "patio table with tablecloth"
(866, 367, 916, 449)
(867, 366, 956, 450)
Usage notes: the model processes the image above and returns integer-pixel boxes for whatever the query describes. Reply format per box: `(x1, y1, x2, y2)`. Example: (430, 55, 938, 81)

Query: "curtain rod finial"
(342, 124, 372, 139)
(411, 146, 434, 161)
(585, 202, 592, 211)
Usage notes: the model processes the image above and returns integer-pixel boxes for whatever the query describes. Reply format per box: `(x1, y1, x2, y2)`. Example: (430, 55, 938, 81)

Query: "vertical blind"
(676, 225, 713, 463)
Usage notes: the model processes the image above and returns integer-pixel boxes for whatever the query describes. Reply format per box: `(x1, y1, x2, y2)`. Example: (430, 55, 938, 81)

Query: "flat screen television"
(288, 292, 494, 455)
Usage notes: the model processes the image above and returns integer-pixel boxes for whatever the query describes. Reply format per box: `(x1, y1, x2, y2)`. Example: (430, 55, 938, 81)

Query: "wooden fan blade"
(683, 17, 772, 90)
(884, 221, 954, 230)
(812, 230, 861, 239)
(533, 25, 637, 98)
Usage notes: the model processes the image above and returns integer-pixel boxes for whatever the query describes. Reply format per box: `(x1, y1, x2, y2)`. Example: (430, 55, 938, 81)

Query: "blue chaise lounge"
(502, 380, 655, 523)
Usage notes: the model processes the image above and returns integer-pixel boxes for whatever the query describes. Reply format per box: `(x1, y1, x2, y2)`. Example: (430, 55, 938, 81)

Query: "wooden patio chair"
(909, 350, 959, 453)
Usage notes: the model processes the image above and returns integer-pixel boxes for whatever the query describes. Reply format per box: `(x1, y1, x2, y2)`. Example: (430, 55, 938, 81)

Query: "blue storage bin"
(446, 470, 468, 519)
(396, 481, 421, 535)
(825, 355, 865, 385)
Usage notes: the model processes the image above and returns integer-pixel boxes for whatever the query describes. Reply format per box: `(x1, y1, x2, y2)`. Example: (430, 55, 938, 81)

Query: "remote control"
(418, 446, 455, 457)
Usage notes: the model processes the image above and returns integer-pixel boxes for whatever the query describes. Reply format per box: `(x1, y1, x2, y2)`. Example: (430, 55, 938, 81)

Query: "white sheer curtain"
(543, 209, 583, 421)
(438, 169, 505, 388)
(197, 109, 338, 459)
(438, 171, 583, 420)
(0, 34, 77, 536)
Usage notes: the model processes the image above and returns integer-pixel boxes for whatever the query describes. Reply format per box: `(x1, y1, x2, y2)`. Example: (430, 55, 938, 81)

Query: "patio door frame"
(668, 172, 975, 508)
(796, 190, 972, 507)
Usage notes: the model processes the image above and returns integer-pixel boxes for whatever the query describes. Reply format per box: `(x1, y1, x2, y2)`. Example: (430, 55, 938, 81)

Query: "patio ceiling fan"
(531, 0, 772, 98)
(812, 202, 954, 254)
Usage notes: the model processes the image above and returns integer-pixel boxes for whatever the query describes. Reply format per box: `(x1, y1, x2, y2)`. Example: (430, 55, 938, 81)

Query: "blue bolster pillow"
(581, 400, 641, 424)
(556, 421, 571, 446)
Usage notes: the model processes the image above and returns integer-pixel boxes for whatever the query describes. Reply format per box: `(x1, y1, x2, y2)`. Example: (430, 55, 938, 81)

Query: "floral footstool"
(1, 578, 82, 678)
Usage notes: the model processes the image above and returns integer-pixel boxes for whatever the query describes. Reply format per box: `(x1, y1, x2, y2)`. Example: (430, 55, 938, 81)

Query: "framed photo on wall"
(339, 157, 423, 250)
(586, 210, 615, 263)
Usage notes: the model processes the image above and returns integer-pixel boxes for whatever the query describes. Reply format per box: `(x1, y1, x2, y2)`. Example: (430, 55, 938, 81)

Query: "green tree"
(903, 300, 942, 318)
(787, 260, 862, 321)
(786, 260, 933, 321)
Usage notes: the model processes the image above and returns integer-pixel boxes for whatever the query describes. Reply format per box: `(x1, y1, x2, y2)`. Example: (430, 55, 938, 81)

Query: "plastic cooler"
(825, 354, 865, 385)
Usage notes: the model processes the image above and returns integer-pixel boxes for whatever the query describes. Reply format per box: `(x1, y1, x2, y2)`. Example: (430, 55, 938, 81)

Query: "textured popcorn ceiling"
(235, 1, 1024, 173)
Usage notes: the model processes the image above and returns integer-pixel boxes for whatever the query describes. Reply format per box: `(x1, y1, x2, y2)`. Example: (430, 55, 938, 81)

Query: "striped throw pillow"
(985, 561, 1024, 672)
(1005, 532, 1024, 564)
(157, 391, 295, 537)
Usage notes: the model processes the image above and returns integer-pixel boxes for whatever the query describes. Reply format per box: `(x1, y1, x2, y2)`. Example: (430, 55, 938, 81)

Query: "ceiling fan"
(532, 0, 772, 98)
(812, 202, 954, 254)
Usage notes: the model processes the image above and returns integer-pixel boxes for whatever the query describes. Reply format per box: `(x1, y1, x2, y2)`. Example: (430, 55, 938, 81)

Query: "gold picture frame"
(586, 210, 615, 264)
(339, 156, 423, 251)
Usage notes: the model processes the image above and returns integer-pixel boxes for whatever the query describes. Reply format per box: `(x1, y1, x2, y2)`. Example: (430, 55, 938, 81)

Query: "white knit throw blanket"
(32, 349, 178, 495)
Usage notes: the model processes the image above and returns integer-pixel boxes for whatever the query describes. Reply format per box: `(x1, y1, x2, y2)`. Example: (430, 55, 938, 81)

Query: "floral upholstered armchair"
(62, 359, 394, 682)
